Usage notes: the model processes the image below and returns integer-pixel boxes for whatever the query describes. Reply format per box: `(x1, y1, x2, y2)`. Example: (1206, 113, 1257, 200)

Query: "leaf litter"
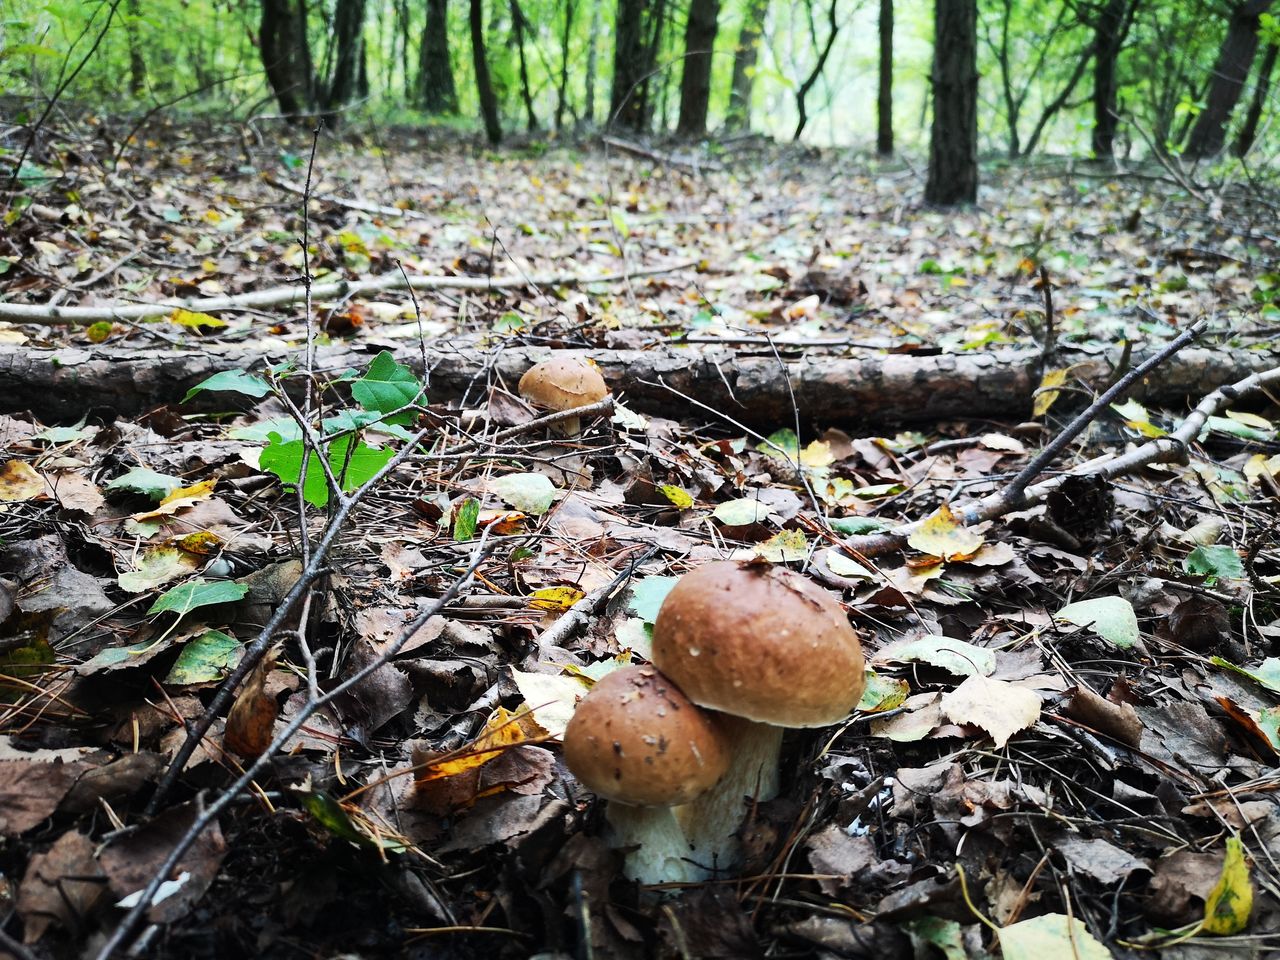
(0, 126, 1279, 958)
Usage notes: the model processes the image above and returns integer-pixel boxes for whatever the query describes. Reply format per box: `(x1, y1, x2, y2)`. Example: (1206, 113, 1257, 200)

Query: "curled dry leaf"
(223, 648, 280, 759)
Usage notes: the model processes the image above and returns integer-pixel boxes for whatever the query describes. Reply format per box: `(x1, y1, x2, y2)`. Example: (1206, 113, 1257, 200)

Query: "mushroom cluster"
(563, 560, 866, 884)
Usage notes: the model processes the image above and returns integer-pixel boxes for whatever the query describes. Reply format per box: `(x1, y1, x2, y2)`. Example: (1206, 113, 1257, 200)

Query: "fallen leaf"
(16, 831, 105, 943)
(1203, 837, 1253, 935)
(1056, 596, 1139, 648)
(0, 460, 47, 501)
(875, 635, 996, 676)
(907, 504, 984, 560)
(998, 913, 1111, 960)
(223, 649, 279, 759)
(941, 674, 1041, 747)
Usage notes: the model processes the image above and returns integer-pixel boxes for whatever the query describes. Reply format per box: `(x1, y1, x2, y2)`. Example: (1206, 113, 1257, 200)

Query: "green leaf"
(877, 636, 996, 677)
(1210, 656, 1280, 694)
(1056, 596, 1139, 648)
(829, 516, 887, 536)
(713, 498, 771, 526)
(147, 579, 247, 618)
(260, 433, 396, 508)
(490, 473, 557, 515)
(760, 428, 799, 459)
(297, 788, 401, 850)
(858, 670, 909, 712)
(1185, 545, 1245, 583)
(453, 497, 480, 541)
(998, 914, 1112, 960)
(903, 917, 967, 960)
(350, 351, 423, 422)
(106, 468, 182, 501)
(117, 546, 200, 593)
(33, 424, 95, 445)
(166, 630, 242, 684)
(625, 576, 680, 623)
(183, 369, 271, 403)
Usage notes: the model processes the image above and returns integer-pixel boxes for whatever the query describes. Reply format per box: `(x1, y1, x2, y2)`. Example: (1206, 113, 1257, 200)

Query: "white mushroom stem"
(674, 717, 782, 877)
(605, 803, 702, 885)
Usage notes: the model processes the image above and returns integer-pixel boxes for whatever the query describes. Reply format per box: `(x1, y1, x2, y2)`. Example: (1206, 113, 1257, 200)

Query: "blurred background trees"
(3, 0, 1279, 199)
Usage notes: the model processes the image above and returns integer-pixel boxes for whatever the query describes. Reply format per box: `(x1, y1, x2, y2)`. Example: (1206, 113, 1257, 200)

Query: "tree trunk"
(419, 0, 458, 113)
(555, 0, 578, 131)
(1184, 0, 1275, 158)
(877, 0, 893, 154)
(510, 0, 539, 131)
(260, 0, 314, 116)
(611, 0, 652, 130)
(125, 0, 147, 95)
(1090, 0, 1127, 158)
(1235, 41, 1278, 155)
(584, 0, 601, 125)
(325, 0, 367, 114)
(793, 0, 841, 141)
(726, 0, 767, 130)
(676, 0, 720, 136)
(5, 342, 1271, 433)
(925, 0, 978, 204)
(470, 0, 503, 144)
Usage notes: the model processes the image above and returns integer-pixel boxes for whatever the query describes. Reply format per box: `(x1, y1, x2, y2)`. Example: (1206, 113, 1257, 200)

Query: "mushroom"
(517, 355, 610, 435)
(651, 560, 865, 875)
(563, 664, 730, 884)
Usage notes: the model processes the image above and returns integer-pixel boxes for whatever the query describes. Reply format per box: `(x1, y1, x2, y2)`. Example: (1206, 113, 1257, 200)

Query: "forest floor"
(2, 121, 1280, 959)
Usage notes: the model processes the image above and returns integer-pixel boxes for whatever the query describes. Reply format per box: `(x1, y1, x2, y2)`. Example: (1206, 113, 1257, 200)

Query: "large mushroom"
(651, 560, 865, 875)
(562, 664, 730, 884)
(518, 355, 610, 435)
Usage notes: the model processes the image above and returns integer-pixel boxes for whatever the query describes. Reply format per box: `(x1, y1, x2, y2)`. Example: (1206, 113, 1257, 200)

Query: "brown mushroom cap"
(652, 561, 865, 727)
(518, 356, 609, 413)
(563, 665, 730, 807)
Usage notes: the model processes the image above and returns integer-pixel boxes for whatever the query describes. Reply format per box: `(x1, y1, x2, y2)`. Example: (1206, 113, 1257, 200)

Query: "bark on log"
(3, 339, 1274, 429)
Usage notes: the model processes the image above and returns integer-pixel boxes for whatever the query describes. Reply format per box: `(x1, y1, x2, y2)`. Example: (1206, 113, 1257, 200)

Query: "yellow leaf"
(415, 707, 537, 782)
(799, 440, 834, 468)
(131, 479, 217, 521)
(170, 308, 226, 329)
(657, 484, 694, 508)
(1203, 837, 1253, 935)
(1033, 368, 1067, 417)
(907, 504, 985, 561)
(177, 531, 223, 555)
(530, 586, 585, 612)
(0, 461, 47, 502)
(85, 321, 114, 343)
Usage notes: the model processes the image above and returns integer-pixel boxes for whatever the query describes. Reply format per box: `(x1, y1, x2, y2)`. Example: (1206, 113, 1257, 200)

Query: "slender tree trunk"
(125, 0, 147, 95)
(584, 0, 601, 125)
(925, 0, 978, 204)
(1235, 40, 1278, 155)
(1091, 0, 1127, 157)
(611, 0, 650, 130)
(676, 0, 720, 136)
(470, 0, 503, 143)
(877, 0, 893, 154)
(419, 0, 458, 112)
(325, 0, 367, 113)
(260, 0, 313, 117)
(645, 0, 669, 128)
(1185, 0, 1274, 158)
(793, 0, 841, 141)
(726, 0, 767, 130)
(509, 0, 539, 131)
(555, 0, 578, 131)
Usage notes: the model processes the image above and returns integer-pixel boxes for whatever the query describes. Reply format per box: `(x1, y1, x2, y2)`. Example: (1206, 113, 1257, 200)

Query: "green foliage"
(260, 433, 396, 509)
(148, 578, 248, 617)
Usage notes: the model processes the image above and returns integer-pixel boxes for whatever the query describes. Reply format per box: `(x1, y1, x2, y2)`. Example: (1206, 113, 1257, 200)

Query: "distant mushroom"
(517, 355, 610, 435)
(651, 560, 865, 875)
(563, 664, 730, 884)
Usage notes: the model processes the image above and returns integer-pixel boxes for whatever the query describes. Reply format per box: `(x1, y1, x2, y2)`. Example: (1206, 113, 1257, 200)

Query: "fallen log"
(1, 338, 1274, 428)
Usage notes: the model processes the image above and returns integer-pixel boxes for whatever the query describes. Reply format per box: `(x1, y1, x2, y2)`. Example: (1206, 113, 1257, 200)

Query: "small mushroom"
(563, 664, 730, 884)
(517, 355, 610, 435)
(651, 560, 865, 875)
